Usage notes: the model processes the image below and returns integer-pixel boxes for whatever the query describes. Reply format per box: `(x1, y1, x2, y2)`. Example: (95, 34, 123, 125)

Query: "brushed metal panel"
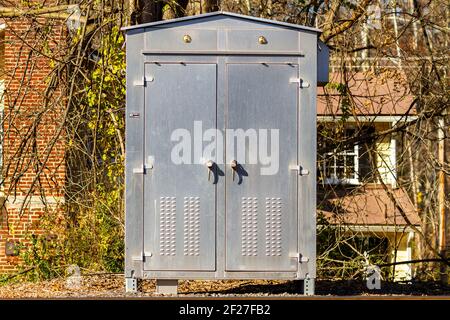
(146, 29, 217, 51)
(225, 63, 298, 272)
(124, 29, 146, 279)
(143, 63, 216, 271)
(227, 29, 299, 52)
(297, 31, 318, 279)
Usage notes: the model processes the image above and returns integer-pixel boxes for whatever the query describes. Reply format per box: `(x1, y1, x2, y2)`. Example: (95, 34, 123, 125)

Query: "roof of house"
(317, 72, 416, 117)
(318, 185, 421, 227)
(121, 11, 322, 33)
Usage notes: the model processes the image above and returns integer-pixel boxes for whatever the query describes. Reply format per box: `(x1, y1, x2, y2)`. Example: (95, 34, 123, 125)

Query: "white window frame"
(318, 118, 405, 187)
(323, 142, 360, 185)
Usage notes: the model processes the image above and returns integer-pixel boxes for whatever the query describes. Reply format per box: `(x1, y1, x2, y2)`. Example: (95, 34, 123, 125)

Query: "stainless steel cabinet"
(123, 11, 328, 295)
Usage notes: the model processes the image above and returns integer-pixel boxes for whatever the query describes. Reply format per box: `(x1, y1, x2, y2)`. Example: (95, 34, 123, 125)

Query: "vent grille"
(159, 197, 177, 256)
(265, 197, 282, 256)
(183, 197, 200, 256)
(241, 197, 258, 256)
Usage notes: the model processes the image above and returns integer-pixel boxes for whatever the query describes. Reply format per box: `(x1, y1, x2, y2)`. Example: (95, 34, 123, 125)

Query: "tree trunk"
(202, 0, 219, 13)
(137, 0, 163, 23)
(438, 117, 448, 284)
(392, 0, 402, 69)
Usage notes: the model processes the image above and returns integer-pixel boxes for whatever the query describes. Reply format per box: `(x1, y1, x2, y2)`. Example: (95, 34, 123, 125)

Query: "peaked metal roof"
(121, 11, 321, 33)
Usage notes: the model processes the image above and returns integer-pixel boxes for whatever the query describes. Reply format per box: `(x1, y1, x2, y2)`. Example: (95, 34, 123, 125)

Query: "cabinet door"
(225, 63, 298, 271)
(143, 63, 216, 271)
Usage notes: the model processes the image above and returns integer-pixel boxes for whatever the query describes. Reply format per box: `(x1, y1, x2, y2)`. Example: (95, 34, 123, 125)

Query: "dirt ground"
(0, 274, 449, 298)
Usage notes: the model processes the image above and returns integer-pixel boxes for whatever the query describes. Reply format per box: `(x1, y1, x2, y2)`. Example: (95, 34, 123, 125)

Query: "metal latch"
(289, 165, 310, 176)
(290, 78, 310, 88)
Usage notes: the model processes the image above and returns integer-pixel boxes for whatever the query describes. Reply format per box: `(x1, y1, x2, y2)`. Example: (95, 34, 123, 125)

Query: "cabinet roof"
(122, 11, 321, 33)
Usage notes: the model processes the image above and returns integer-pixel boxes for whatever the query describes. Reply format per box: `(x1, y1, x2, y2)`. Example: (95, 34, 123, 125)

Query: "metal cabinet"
(123, 11, 329, 295)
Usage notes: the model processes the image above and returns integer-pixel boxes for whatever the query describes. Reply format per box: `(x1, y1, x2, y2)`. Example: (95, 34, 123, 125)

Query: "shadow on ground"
(1, 275, 448, 297)
(180, 280, 450, 296)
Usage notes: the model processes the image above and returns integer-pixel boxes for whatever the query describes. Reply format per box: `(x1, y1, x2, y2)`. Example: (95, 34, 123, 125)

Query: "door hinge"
(132, 165, 146, 174)
(132, 164, 154, 174)
(131, 252, 152, 262)
(133, 76, 154, 86)
(289, 165, 310, 176)
(291, 253, 309, 263)
(131, 252, 144, 262)
(132, 157, 154, 174)
(289, 78, 310, 88)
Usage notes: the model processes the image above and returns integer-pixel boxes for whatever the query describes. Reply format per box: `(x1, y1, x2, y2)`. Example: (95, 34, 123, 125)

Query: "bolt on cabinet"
(123, 12, 329, 295)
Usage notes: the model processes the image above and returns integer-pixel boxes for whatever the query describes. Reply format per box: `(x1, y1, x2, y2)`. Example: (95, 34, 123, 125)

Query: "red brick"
(1, 11, 66, 273)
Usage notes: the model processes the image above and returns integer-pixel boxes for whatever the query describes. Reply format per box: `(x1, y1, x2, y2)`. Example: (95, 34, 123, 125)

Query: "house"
(316, 71, 421, 280)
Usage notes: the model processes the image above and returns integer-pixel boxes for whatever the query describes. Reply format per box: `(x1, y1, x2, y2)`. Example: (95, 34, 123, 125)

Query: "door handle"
(230, 160, 237, 181)
(206, 160, 214, 181)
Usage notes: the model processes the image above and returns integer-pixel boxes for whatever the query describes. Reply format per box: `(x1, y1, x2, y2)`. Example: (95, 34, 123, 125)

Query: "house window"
(321, 128, 359, 184)
(318, 125, 376, 185)
(323, 140, 359, 184)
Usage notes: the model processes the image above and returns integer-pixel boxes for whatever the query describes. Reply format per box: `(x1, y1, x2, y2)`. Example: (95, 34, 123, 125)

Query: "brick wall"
(0, 15, 66, 273)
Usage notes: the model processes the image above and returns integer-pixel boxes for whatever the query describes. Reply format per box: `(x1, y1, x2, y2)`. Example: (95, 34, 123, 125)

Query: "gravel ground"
(0, 274, 449, 298)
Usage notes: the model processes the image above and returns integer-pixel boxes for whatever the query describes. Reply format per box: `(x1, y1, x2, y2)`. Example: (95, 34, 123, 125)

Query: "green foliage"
(325, 82, 352, 121)
(20, 233, 65, 281)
